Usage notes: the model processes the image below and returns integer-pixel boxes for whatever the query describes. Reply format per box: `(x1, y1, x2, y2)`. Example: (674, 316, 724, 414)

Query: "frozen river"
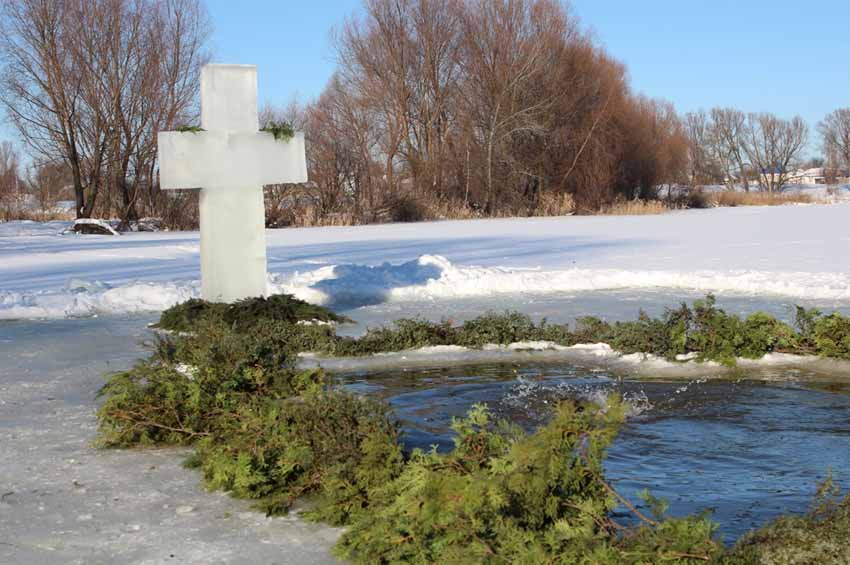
(2, 205, 850, 562)
(2, 291, 850, 562)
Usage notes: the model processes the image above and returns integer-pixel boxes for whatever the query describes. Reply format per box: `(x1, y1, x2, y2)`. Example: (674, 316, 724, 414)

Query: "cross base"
(199, 187, 267, 302)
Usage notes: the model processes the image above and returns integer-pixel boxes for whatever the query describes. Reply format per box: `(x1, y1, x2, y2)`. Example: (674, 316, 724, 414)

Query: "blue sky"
(2, 1, 846, 156)
(208, 0, 849, 151)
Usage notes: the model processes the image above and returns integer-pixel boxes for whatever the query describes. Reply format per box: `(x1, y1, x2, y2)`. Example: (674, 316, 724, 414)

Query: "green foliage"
(98, 296, 850, 562)
(176, 124, 205, 133)
(720, 476, 850, 564)
(95, 324, 323, 447)
(810, 313, 850, 360)
(261, 120, 295, 141)
(155, 294, 350, 333)
(98, 317, 402, 522)
(336, 399, 721, 564)
(191, 390, 403, 522)
(568, 316, 613, 345)
(334, 318, 458, 356)
(610, 311, 677, 357)
(454, 310, 546, 347)
(739, 311, 798, 359)
(155, 295, 850, 366)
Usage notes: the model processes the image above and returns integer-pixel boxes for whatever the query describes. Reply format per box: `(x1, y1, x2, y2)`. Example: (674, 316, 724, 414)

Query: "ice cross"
(158, 64, 307, 303)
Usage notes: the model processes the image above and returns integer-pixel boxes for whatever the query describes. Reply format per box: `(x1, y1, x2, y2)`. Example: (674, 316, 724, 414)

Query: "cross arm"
(158, 131, 307, 190)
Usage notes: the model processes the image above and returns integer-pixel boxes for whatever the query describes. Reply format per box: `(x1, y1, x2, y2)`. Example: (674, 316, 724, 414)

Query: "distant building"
(760, 167, 850, 187)
(789, 168, 828, 185)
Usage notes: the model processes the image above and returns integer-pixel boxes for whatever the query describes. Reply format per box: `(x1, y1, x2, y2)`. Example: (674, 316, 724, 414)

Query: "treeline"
(0, 0, 210, 228)
(275, 0, 850, 226)
(296, 0, 689, 222)
(2, 0, 850, 228)
(684, 108, 850, 193)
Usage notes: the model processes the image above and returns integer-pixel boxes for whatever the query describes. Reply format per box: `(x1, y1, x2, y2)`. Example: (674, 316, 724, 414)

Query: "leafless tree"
(458, 0, 559, 213)
(303, 0, 690, 222)
(707, 108, 750, 191)
(0, 141, 20, 198)
(26, 159, 72, 215)
(0, 0, 210, 225)
(684, 111, 713, 186)
(741, 113, 809, 193)
(819, 108, 850, 173)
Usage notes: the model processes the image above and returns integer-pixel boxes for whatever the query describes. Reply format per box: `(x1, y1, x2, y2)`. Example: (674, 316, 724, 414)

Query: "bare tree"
(707, 108, 749, 191)
(0, 141, 20, 198)
(741, 113, 809, 193)
(26, 159, 73, 216)
(0, 0, 210, 224)
(819, 108, 850, 173)
(458, 0, 558, 213)
(684, 111, 714, 186)
(304, 0, 690, 222)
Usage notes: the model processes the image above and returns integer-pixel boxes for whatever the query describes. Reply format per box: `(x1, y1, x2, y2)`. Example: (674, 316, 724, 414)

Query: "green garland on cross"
(260, 120, 295, 141)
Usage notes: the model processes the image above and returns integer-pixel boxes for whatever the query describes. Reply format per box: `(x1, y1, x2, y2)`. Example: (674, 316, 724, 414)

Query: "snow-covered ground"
(2, 203, 850, 319)
(0, 317, 341, 565)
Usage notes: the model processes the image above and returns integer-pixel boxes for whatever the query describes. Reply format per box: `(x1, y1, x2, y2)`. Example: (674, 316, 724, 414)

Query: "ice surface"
(201, 64, 259, 132)
(158, 131, 308, 190)
(2, 204, 850, 318)
(0, 317, 341, 564)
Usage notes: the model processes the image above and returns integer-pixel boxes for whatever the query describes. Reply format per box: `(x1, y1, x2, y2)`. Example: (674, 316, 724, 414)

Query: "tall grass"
(708, 191, 813, 207)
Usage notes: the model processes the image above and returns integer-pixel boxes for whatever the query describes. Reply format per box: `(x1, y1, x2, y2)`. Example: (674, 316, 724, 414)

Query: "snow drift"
(2, 253, 850, 319)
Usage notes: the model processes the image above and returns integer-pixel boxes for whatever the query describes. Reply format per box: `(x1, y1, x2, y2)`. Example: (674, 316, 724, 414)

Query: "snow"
(65, 218, 122, 236)
(299, 340, 850, 379)
(0, 317, 341, 565)
(2, 203, 850, 319)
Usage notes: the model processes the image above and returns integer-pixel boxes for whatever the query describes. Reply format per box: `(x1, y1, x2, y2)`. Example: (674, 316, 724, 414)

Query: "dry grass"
(708, 191, 813, 207)
(0, 198, 74, 222)
(534, 191, 575, 216)
(597, 199, 673, 216)
(420, 197, 485, 221)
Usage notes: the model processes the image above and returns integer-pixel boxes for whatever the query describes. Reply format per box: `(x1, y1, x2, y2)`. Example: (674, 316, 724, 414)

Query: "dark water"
(338, 362, 850, 543)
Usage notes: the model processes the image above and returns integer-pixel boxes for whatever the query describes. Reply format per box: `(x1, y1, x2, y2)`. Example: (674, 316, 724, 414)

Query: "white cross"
(158, 64, 307, 303)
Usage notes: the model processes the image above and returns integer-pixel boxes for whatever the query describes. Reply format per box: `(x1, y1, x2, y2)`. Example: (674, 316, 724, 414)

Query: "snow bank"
(4, 252, 850, 319)
(0, 280, 198, 319)
(3, 204, 850, 318)
(275, 254, 850, 306)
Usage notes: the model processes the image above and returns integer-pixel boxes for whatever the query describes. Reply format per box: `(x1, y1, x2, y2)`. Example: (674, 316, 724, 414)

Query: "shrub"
(610, 311, 677, 357)
(334, 318, 458, 356)
(155, 294, 350, 333)
(153, 295, 850, 367)
(739, 311, 798, 358)
(811, 313, 850, 360)
(98, 298, 850, 563)
(569, 316, 613, 345)
(720, 477, 850, 564)
(96, 321, 326, 447)
(189, 390, 403, 523)
(336, 399, 722, 564)
(455, 311, 546, 347)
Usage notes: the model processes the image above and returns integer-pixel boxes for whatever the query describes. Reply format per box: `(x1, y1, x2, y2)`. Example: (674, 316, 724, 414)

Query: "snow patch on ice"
(0, 280, 199, 319)
(299, 340, 850, 377)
